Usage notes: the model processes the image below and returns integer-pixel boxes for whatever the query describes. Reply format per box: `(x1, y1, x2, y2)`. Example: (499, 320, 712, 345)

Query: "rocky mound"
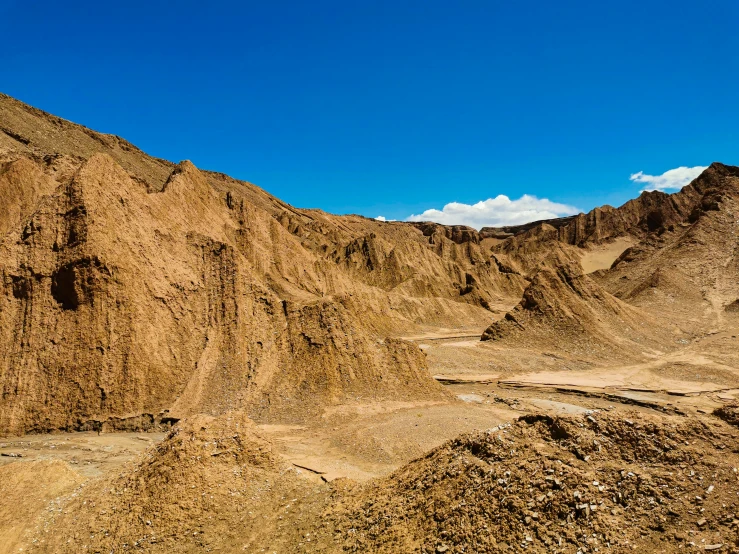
(480, 258, 663, 358)
(715, 403, 739, 428)
(28, 411, 327, 553)
(323, 412, 739, 553)
(19, 411, 739, 554)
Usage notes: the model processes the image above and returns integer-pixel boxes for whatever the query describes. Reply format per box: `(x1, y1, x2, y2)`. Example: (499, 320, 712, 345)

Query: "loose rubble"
(322, 412, 739, 553)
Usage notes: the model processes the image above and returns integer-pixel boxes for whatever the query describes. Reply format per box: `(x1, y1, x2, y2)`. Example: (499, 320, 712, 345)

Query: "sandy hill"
(480, 258, 667, 360)
(26, 410, 739, 554)
(24, 411, 329, 553)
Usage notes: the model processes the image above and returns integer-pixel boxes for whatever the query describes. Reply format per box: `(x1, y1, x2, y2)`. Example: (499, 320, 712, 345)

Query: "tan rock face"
(0, 95, 531, 435)
(0, 153, 451, 434)
(2, 91, 738, 440)
(480, 171, 704, 246)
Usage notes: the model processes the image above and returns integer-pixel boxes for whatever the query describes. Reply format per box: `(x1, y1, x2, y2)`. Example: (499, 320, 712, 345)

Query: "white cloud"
(406, 194, 580, 229)
(630, 166, 706, 192)
(375, 216, 386, 221)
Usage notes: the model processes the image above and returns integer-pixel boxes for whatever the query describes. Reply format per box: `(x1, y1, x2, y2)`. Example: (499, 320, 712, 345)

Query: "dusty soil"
(579, 236, 636, 274)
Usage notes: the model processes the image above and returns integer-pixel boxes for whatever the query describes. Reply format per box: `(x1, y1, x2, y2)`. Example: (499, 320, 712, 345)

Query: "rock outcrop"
(0, 95, 528, 435)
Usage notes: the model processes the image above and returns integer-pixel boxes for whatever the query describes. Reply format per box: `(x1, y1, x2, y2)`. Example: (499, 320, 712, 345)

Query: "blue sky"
(2, 0, 737, 227)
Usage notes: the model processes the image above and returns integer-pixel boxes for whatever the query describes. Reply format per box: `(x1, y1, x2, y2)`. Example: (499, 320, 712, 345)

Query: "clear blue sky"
(2, 0, 738, 225)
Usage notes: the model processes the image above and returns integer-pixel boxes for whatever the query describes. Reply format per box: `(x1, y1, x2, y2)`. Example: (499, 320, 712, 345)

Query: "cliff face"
(0, 95, 530, 435)
(0, 151, 462, 434)
(480, 162, 739, 354)
(0, 92, 735, 435)
(409, 222, 480, 244)
(594, 162, 739, 332)
(553, 185, 701, 245)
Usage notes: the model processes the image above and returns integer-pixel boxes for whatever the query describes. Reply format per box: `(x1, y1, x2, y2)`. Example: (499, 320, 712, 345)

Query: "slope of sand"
(579, 236, 636, 273)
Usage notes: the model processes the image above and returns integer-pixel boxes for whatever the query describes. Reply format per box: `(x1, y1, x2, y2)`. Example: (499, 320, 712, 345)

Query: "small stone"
(696, 518, 707, 527)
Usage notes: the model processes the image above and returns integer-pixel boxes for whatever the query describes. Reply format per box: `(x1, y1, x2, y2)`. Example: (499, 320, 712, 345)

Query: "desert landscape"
(0, 92, 738, 553)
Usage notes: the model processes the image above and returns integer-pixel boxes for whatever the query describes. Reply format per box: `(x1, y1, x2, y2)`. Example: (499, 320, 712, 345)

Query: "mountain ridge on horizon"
(4, 91, 725, 235)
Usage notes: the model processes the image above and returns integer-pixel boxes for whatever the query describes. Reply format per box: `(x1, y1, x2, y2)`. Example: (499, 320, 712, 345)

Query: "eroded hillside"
(0, 93, 530, 434)
(2, 94, 739, 554)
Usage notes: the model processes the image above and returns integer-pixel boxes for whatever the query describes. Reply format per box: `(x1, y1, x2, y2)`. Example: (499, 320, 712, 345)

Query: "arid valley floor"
(0, 93, 738, 553)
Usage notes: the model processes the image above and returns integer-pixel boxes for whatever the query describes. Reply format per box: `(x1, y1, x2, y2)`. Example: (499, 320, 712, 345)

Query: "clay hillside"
(0, 92, 527, 434)
(1, 94, 739, 554)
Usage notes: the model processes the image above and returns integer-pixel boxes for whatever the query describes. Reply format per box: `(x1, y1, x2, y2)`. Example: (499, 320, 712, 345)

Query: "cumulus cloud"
(375, 216, 387, 221)
(406, 194, 580, 229)
(630, 166, 707, 192)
